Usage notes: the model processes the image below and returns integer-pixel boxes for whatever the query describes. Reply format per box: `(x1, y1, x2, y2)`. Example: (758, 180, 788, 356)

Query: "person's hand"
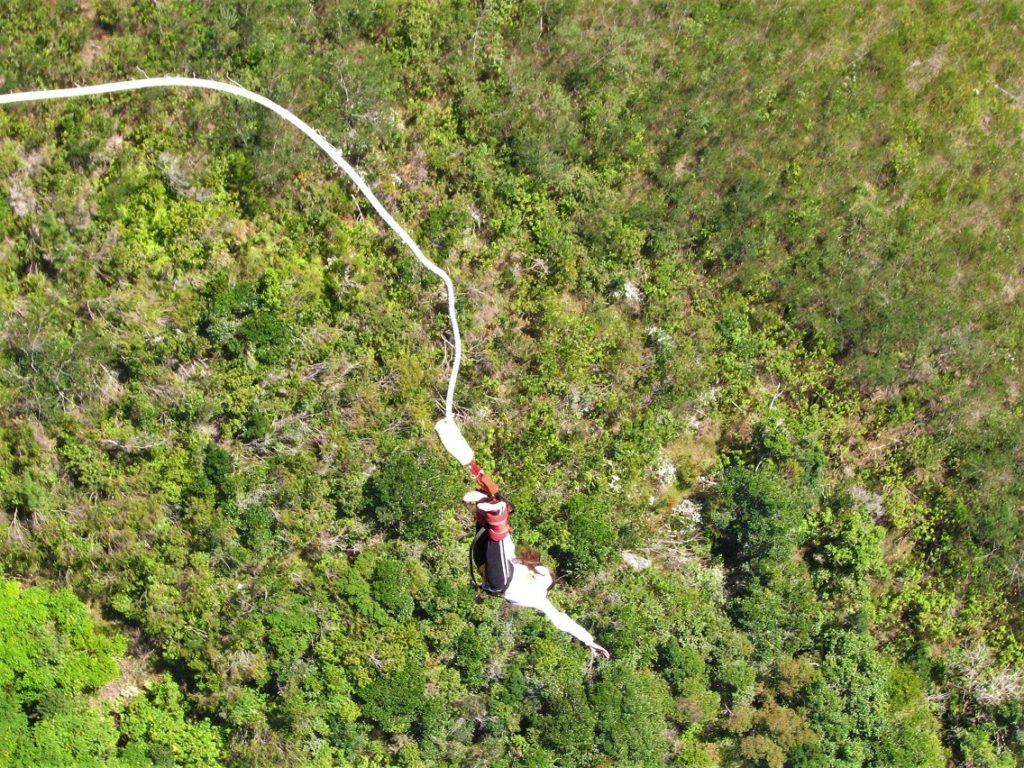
(589, 642, 610, 659)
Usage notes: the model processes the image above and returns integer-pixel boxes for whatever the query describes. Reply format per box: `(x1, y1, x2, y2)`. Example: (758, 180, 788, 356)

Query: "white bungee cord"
(0, 76, 468, 439)
(1, 79, 616, 653)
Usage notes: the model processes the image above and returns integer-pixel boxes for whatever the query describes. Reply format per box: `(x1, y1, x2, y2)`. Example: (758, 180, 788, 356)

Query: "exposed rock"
(622, 551, 652, 571)
(850, 485, 886, 521)
(6, 177, 36, 217)
(614, 280, 644, 313)
(159, 151, 214, 202)
(655, 457, 677, 488)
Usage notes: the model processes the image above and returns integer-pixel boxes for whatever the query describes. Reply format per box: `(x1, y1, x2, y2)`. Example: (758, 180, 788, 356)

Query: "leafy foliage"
(1, 0, 1021, 764)
(0, 580, 223, 767)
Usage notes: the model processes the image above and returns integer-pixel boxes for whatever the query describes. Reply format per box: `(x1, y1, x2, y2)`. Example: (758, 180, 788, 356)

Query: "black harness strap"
(469, 526, 485, 589)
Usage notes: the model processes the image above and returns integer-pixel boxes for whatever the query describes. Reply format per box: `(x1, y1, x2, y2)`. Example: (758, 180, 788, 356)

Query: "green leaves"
(362, 442, 462, 541)
(0, 0, 1020, 764)
(590, 663, 673, 767)
(200, 271, 293, 365)
(560, 492, 617, 579)
(371, 557, 415, 622)
(798, 630, 946, 768)
(0, 580, 226, 767)
(116, 676, 224, 768)
(0, 580, 122, 702)
(710, 459, 814, 580)
(357, 657, 427, 734)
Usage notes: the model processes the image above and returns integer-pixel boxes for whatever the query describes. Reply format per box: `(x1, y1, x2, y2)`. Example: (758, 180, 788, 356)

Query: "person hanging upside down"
(464, 490, 610, 658)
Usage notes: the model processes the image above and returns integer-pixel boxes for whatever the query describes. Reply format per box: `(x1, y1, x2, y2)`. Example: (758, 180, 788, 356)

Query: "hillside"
(1, 2, 1022, 766)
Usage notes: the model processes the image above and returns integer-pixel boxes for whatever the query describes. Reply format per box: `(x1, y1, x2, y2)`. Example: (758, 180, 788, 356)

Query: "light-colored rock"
(6, 177, 36, 217)
(655, 457, 677, 487)
(622, 551, 652, 571)
(850, 485, 886, 521)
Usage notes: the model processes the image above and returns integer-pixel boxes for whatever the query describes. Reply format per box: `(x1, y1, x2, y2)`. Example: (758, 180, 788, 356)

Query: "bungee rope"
(0, 80, 614, 646)
(0, 76, 488, 472)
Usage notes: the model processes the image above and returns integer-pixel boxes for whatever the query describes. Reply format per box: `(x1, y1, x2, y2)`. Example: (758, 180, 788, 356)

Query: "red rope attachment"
(466, 461, 509, 539)
(467, 460, 501, 496)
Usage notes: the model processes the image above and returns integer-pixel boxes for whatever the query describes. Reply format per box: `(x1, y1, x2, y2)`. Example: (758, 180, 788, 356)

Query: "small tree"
(362, 443, 462, 542)
(591, 663, 672, 766)
(561, 492, 617, 578)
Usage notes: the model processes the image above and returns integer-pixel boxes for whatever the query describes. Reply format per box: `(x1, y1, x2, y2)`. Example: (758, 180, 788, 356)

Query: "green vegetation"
(1, 0, 1022, 765)
(0, 579, 222, 767)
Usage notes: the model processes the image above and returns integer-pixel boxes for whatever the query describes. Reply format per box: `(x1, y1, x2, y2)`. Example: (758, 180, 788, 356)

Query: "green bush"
(371, 557, 414, 622)
(560, 492, 617, 578)
(358, 659, 427, 735)
(533, 678, 598, 767)
(591, 663, 673, 766)
(0, 581, 227, 767)
(0, 580, 123, 705)
(658, 637, 707, 694)
(796, 630, 944, 768)
(710, 459, 815, 579)
(117, 676, 224, 768)
(200, 271, 293, 365)
(735, 561, 824, 664)
(1, 0, 1022, 763)
(714, 658, 758, 710)
(362, 443, 462, 542)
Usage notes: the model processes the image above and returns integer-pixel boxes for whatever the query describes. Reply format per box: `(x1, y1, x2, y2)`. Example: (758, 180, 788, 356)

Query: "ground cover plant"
(1, 1, 1022, 765)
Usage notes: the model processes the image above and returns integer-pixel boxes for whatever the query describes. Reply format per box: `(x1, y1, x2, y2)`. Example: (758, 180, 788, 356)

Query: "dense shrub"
(591, 664, 673, 766)
(362, 443, 463, 541)
(560, 492, 617, 578)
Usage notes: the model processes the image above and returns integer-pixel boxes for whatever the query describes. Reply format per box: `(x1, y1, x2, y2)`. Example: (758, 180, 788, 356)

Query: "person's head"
(515, 545, 542, 572)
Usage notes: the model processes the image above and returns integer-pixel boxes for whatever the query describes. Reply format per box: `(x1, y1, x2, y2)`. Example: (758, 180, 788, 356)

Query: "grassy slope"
(0, 1, 1021, 765)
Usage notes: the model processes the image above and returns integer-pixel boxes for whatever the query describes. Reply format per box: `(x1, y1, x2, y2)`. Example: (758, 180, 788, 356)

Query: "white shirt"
(501, 563, 596, 647)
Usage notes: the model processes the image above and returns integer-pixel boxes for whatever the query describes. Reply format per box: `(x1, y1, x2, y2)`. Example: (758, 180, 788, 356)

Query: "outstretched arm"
(536, 598, 594, 644)
(533, 596, 610, 658)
